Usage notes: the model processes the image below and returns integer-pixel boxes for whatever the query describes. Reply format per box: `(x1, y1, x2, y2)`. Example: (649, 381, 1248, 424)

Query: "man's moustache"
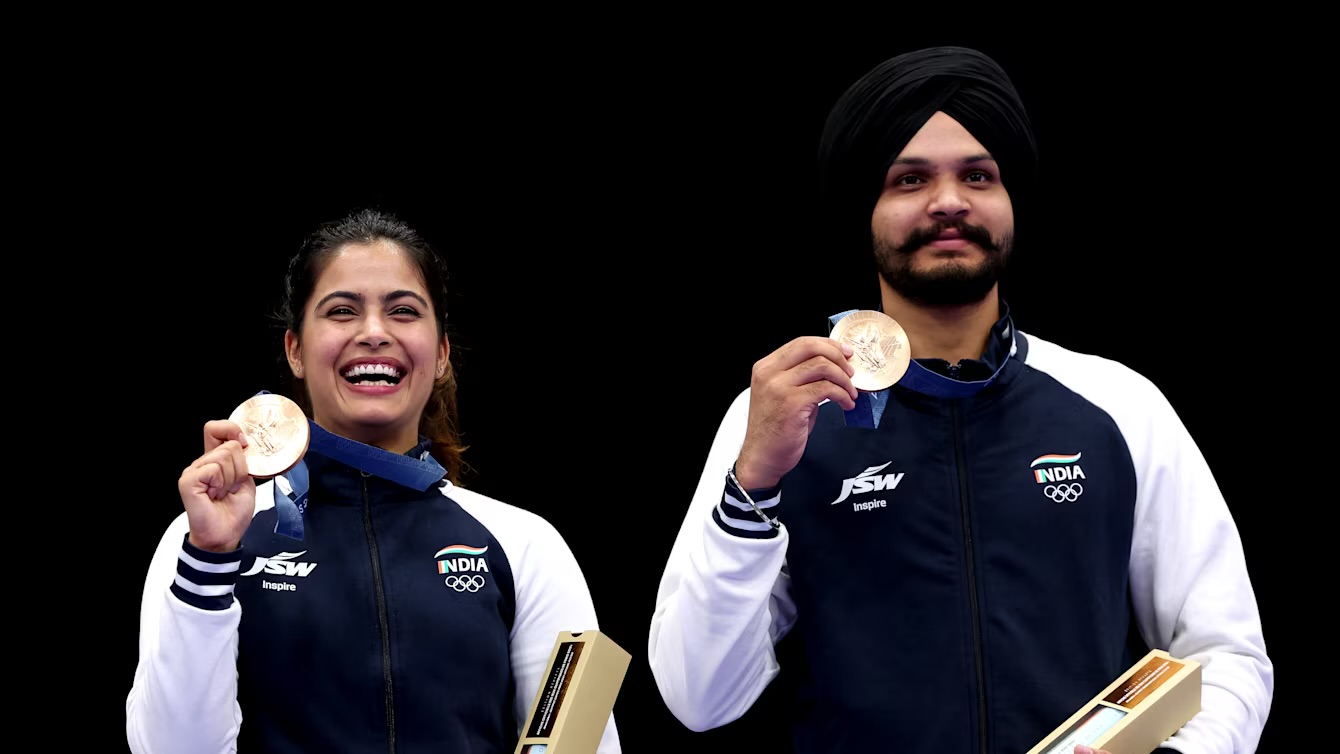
(897, 223, 996, 253)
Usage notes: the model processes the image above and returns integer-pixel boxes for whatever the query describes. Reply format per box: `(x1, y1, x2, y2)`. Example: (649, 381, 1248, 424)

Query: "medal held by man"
(829, 310, 910, 391)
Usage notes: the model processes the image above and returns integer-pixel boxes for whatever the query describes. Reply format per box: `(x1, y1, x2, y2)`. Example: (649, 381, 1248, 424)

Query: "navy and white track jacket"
(128, 444, 620, 753)
(648, 312, 1271, 753)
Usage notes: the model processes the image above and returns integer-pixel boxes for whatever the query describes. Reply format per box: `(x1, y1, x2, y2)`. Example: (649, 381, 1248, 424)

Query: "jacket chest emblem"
(831, 461, 905, 510)
(1031, 453, 1087, 503)
(436, 544, 490, 593)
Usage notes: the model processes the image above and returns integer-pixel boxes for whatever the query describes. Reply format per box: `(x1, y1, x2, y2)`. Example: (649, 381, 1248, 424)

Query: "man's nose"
(927, 181, 971, 220)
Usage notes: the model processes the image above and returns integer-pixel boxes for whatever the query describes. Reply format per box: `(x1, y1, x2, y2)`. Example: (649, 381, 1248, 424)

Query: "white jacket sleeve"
(451, 487, 622, 753)
(1125, 378, 1274, 753)
(125, 511, 245, 754)
(647, 387, 798, 732)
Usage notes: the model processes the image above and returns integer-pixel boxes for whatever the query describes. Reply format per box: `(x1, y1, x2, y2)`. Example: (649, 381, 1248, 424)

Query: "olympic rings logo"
(444, 574, 486, 592)
(1044, 483, 1083, 503)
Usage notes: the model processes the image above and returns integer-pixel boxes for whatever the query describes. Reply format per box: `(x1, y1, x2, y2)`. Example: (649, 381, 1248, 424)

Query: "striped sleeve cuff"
(712, 473, 782, 539)
(170, 533, 244, 611)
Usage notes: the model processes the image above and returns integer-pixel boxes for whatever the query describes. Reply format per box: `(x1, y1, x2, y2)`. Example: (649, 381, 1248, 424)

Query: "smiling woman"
(280, 227, 454, 465)
(125, 208, 622, 754)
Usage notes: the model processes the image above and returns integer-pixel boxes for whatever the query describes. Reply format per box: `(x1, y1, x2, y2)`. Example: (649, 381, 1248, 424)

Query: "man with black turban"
(649, 46, 1273, 753)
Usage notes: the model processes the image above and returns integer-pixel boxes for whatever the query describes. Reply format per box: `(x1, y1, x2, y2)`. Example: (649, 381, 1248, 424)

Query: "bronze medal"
(227, 393, 310, 479)
(829, 310, 911, 391)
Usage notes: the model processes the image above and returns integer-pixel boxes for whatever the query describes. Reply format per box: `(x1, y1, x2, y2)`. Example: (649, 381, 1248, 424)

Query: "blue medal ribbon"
(844, 390, 876, 429)
(827, 310, 1016, 426)
(252, 391, 448, 541)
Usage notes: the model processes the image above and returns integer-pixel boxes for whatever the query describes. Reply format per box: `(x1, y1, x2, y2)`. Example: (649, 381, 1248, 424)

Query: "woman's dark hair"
(277, 208, 468, 484)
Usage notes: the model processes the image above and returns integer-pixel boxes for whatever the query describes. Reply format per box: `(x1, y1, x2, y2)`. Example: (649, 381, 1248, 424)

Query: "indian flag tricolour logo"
(1030, 453, 1085, 483)
(436, 544, 490, 574)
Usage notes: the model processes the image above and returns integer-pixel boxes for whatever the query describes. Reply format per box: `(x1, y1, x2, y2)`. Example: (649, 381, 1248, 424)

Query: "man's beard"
(874, 221, 1012, 307)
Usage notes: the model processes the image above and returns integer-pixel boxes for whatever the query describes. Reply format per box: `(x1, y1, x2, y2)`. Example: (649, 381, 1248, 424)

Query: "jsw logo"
(831, 462, 905, 504)
(241, 551, 319, 578)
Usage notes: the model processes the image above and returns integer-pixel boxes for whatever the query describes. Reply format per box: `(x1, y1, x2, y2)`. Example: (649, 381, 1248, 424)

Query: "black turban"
(817, 46, 1039, 261)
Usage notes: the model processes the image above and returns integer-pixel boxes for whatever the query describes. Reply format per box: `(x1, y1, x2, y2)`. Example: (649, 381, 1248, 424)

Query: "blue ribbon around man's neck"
(827, 310, 1015, 428)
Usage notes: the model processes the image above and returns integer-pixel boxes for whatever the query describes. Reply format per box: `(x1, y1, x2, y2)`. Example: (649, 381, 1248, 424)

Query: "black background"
(69, 26, 1309, 753)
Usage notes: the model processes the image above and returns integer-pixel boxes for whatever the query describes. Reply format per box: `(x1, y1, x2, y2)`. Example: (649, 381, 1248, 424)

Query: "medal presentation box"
(1027, 649, 1201, 754)
(515, 631, 630, 754)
